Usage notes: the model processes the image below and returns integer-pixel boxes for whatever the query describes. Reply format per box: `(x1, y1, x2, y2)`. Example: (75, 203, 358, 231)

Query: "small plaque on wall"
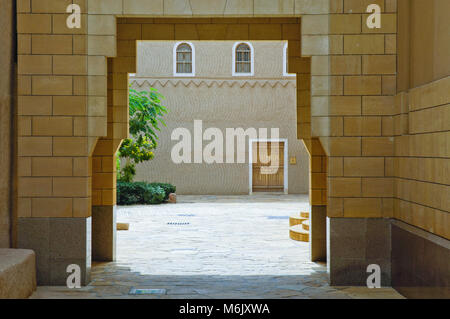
(290, 156, 297, 165)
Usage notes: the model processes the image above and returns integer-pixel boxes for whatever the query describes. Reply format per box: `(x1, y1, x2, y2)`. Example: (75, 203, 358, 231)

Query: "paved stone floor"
(31, 194, 404, 299)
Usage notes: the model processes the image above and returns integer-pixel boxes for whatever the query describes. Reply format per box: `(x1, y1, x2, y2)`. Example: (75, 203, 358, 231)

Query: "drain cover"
(129, 288, 166, 295)
(167, 222, 190, 225)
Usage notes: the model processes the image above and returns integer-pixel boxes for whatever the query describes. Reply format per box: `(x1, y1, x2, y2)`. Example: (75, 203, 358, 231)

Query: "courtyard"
(30, 195, 403, 299)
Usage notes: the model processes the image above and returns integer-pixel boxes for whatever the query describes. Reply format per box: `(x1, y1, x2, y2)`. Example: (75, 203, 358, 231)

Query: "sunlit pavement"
(31, 194, 404, 299)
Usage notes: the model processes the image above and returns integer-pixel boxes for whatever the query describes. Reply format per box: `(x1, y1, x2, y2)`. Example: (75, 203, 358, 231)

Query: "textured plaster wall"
(0, 0, 14, 248)
(131, 79, 308, 194)
(137, 41, 291, 78)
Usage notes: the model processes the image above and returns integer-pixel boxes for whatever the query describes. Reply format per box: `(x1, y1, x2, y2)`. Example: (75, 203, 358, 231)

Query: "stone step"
(302, 219, 310, 231)
(117, 223, 129, 231)
(289, 225, 309, 242)
(300, 211, 309, 218)
(0, 249, 36, 299)
(289, 215, 308, 227)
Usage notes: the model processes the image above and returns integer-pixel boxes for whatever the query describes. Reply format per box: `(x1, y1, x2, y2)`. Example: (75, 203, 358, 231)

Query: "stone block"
(329, 177, 361, 197)
(344, 76, 382, 95)
(18, 177, 52, 197)
(343, 0, 384, 13)
(53, 137, 88, 156)
(123, 0, 163, 15)
(302, 35, 328, 56)
(17, 14, 51, 33)
(32, 117, 73, 136)
(92, 206, 116, 261)
(326, 137, 361, 156)
(302, 14, 328, 35)
(295, 0, 329, 14)
(0, 249, 36, 298)
(31, 157, 73, 177)
(362, 55, 396, 75)
(31, 35, 73, 54)
(17, 218, 51, 284)
(344, 116, 381, 136)
(32, 198, 73, 217)
(331, 55, 361, 75)
(53, 177, 90, 197)
(53, 56, 88, 75)
(343, 157, 384, 177)
(362, 177, 394, 197)
(18, 55, 52, 75)
(327, 217, 391, 286)
(53, 96, 87, 116)
(362, 137, 394, 156)
(344, 35, 384, 54)
(32, 76, 73, 95)
(31, 0, 71, 13)
(329, 14, 361, 34)
(344, 198, 383, 217)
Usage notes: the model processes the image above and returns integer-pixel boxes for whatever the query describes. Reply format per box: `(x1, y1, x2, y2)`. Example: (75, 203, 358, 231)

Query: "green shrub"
(117, 181, 175, 205)
(147, 183, 176, 200)
(117, 181, 164, 205)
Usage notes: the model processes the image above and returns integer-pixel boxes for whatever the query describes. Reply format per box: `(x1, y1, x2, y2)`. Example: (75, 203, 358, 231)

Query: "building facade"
(0, 0, 447, 298)
(131, 41, 309, 194)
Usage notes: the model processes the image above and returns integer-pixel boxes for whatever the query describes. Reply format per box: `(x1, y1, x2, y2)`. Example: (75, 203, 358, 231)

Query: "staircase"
(289, 212, 309, 242)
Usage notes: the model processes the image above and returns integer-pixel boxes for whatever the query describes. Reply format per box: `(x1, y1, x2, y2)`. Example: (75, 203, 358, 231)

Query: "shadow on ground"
(31, 262, 403, 299)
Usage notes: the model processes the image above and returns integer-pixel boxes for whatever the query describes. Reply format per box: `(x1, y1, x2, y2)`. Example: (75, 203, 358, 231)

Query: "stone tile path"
(31, 194, 404, 299)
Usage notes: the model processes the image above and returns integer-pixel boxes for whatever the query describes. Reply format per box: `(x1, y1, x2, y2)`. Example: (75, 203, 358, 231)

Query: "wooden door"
(252, 141, 284, 192)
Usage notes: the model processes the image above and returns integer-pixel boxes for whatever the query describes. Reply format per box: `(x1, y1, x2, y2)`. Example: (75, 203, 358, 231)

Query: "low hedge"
(117, 181, 175, 205)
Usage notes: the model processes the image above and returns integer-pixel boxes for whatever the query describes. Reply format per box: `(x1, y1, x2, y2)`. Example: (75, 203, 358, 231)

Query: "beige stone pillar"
(15, 0, 102, 285)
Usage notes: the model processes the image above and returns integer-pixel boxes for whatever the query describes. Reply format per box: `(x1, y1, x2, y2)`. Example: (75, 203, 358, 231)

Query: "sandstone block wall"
(0, 0, 14, 248)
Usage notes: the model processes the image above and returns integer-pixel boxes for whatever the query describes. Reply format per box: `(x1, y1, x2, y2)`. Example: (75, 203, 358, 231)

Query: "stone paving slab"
(31, 195, 404, 299)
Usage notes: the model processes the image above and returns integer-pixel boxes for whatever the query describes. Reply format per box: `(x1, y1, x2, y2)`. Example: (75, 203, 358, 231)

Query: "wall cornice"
(130, 78, 297, 89)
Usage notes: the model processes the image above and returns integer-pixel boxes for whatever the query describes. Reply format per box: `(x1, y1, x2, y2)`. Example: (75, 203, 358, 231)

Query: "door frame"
(249, 138, 288, 195)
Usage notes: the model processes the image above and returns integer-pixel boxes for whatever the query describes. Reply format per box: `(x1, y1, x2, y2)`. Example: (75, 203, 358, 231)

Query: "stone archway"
(89, 16, 327, 267)
(15, 2, 331, 285)
(15, 1, 400, 287)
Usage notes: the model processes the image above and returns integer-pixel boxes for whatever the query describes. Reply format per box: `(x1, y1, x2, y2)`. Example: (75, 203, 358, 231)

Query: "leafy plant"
(117, 88, 167, 182)
(147, 183, 176, 201)
(117, 181, 173, 205)
(117, 162, 136, 183)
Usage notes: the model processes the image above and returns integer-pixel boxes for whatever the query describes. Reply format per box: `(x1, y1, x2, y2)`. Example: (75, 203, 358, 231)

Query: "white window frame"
(249, 138, 289, 195)
(232, 42, 254, 77)
(173, 41, 195, 77)
(283, 42, 296, 77)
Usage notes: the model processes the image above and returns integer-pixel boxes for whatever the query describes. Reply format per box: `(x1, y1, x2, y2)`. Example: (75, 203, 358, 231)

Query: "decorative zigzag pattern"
(130, 78, 297, 89)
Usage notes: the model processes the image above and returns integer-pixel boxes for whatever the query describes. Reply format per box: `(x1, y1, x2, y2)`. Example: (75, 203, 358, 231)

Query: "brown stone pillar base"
(92, 206, 116, 262)
(310, 205, 326, 262)
(17, 217, 91, 286)
(327, 217, 391, 286)
(392, 220, 450, 299)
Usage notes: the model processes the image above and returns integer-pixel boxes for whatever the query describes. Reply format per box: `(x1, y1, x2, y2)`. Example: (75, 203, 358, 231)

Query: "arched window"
(283, 42, 296, 77)
(232, 42, 254, 76)
(173, 42, 195, 76)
